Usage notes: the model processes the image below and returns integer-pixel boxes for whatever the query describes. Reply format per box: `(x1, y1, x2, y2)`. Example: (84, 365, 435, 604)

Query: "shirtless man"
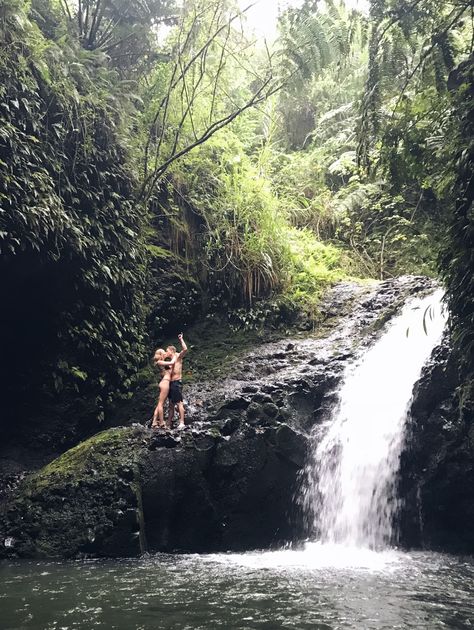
(166, 333, 188, 429)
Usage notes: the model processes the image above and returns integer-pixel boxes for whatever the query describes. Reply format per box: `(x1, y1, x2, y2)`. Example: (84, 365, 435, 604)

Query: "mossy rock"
(1, 420, 310, 558)
(146, 250, 202, 338)
(1, 428, 146, 559)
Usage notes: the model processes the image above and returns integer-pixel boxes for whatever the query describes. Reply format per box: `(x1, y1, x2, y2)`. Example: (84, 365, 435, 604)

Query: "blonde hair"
(167, 345, 177, 353)
(153, 348, 166, 366)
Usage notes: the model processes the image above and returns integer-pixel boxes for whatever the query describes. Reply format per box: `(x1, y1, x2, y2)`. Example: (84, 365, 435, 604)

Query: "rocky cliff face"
(399, 336, 474, 552)
(0, 277, 440, 559)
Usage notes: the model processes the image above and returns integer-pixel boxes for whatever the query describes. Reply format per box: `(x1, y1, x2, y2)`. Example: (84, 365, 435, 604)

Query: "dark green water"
(1, 545, 474, 630)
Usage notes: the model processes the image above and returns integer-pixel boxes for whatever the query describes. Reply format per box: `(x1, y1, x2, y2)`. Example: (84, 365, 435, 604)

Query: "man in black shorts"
(167, 333, 188, 429)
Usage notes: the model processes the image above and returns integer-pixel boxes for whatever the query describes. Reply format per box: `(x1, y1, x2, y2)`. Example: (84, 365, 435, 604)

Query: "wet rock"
(149, 431, 181, 449)
(399, 334, 474, 552)
(262, 402, 280, 418)
(241, 385, 258, 394)
(246, 402, 265, 424)
(252, 393, 273, 404)
(273, 425, 307, 469)
(0, 420, 309, 558)
(219, 397, 251, 411)
(221, 417, 241, 436)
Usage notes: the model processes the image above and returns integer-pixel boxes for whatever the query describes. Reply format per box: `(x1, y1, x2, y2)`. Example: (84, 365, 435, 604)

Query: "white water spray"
(303, 289, 447, 550)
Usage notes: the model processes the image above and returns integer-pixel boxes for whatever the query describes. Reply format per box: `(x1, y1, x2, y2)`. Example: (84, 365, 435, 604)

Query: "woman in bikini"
(151, 348, 176, 428)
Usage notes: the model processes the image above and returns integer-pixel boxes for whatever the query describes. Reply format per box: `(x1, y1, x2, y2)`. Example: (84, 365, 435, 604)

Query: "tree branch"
(138, 77, 283, 204)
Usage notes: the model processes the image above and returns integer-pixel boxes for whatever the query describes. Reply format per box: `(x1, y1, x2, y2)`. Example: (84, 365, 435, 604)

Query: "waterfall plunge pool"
(2, 548, 474, 629)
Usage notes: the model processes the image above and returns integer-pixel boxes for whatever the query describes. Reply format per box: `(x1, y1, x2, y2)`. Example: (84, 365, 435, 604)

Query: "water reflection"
(1, 549, 474, 629)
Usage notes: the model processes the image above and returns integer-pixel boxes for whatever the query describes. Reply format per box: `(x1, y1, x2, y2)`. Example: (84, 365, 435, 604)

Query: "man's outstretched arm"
(178, 333, 188, 357)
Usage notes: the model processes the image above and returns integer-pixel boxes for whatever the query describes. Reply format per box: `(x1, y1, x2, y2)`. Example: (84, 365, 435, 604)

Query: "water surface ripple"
(1, 548, 474, 629)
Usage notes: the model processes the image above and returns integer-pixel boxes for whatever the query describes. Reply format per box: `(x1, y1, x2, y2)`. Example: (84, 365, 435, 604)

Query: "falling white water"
(303, 289, 447, 550)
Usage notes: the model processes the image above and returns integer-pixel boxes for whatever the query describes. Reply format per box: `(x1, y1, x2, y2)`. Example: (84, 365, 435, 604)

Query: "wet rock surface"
(0, 423, 307, 558)
(169, 276, 435, 434)
(399, 335, 474, 552)
(0, 276, 439, 558)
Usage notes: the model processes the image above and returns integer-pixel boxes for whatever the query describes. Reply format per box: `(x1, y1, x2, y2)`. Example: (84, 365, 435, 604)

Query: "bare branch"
(59, 0, 72, 22)
(77, 0, 83, 32)
(88, 0, 104, 47)
(95, 17, 123, 49)
(102, 31, 137, 54)
(138, 77, 283, 203)
(137, 1, 293, 206)
(157, 2, 257, 114)
(144, 9, 197, 177)
(84, 2, 90, 37)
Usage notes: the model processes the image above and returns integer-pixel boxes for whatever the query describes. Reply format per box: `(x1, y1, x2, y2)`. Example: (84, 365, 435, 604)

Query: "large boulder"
(0, 429, 145, 558)
(0, 420, 308, 559)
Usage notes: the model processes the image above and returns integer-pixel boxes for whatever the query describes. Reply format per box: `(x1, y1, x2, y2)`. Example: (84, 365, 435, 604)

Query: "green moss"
(207, 426, 222, 439)
(24, 427, 135, 493)
(3, 427, 146, 559)
(145, 244, 174, 259)
(176, 319, 275, 383)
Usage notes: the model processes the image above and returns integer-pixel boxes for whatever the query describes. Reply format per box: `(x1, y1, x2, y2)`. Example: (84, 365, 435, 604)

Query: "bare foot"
(151, 422, 166, 430)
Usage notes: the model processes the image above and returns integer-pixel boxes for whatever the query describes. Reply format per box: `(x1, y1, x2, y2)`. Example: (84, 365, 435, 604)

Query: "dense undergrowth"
(0, 0, 146, 429)
(0, 0, 473, 435)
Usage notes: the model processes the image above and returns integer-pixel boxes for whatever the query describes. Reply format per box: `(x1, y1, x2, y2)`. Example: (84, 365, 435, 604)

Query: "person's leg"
(177, 401, 185, 427)
(167, 400, 175, 429)
(167, 382, 176, 428)
(152, 401, 164, 427)
(156, 394, 166, 426)
(151, 401, 159, 426)
(152, 382, 169, 428)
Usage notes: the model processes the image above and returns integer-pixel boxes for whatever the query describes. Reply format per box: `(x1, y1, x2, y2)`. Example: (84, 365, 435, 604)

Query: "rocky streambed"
(3, 276, 466, 559)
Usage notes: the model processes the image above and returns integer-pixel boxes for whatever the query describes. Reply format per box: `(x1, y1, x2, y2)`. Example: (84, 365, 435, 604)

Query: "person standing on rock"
(151, 348, 177, 429)
(167, 333, 188, 429)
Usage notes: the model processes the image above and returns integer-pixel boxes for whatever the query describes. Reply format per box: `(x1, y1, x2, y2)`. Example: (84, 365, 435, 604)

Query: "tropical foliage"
(0, 0, 146, 423)
(1, 0, 473, 427)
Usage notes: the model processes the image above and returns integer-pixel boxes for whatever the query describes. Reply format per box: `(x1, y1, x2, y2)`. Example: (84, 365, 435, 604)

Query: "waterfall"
(303, 289, 447, 550)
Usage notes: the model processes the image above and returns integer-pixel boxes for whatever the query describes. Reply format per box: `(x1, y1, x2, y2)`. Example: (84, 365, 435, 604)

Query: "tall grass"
(169, 129, 349, 309)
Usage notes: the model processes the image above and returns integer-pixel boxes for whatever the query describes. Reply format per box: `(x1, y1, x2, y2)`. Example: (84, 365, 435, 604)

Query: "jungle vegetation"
(0, 0, 473, 426)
